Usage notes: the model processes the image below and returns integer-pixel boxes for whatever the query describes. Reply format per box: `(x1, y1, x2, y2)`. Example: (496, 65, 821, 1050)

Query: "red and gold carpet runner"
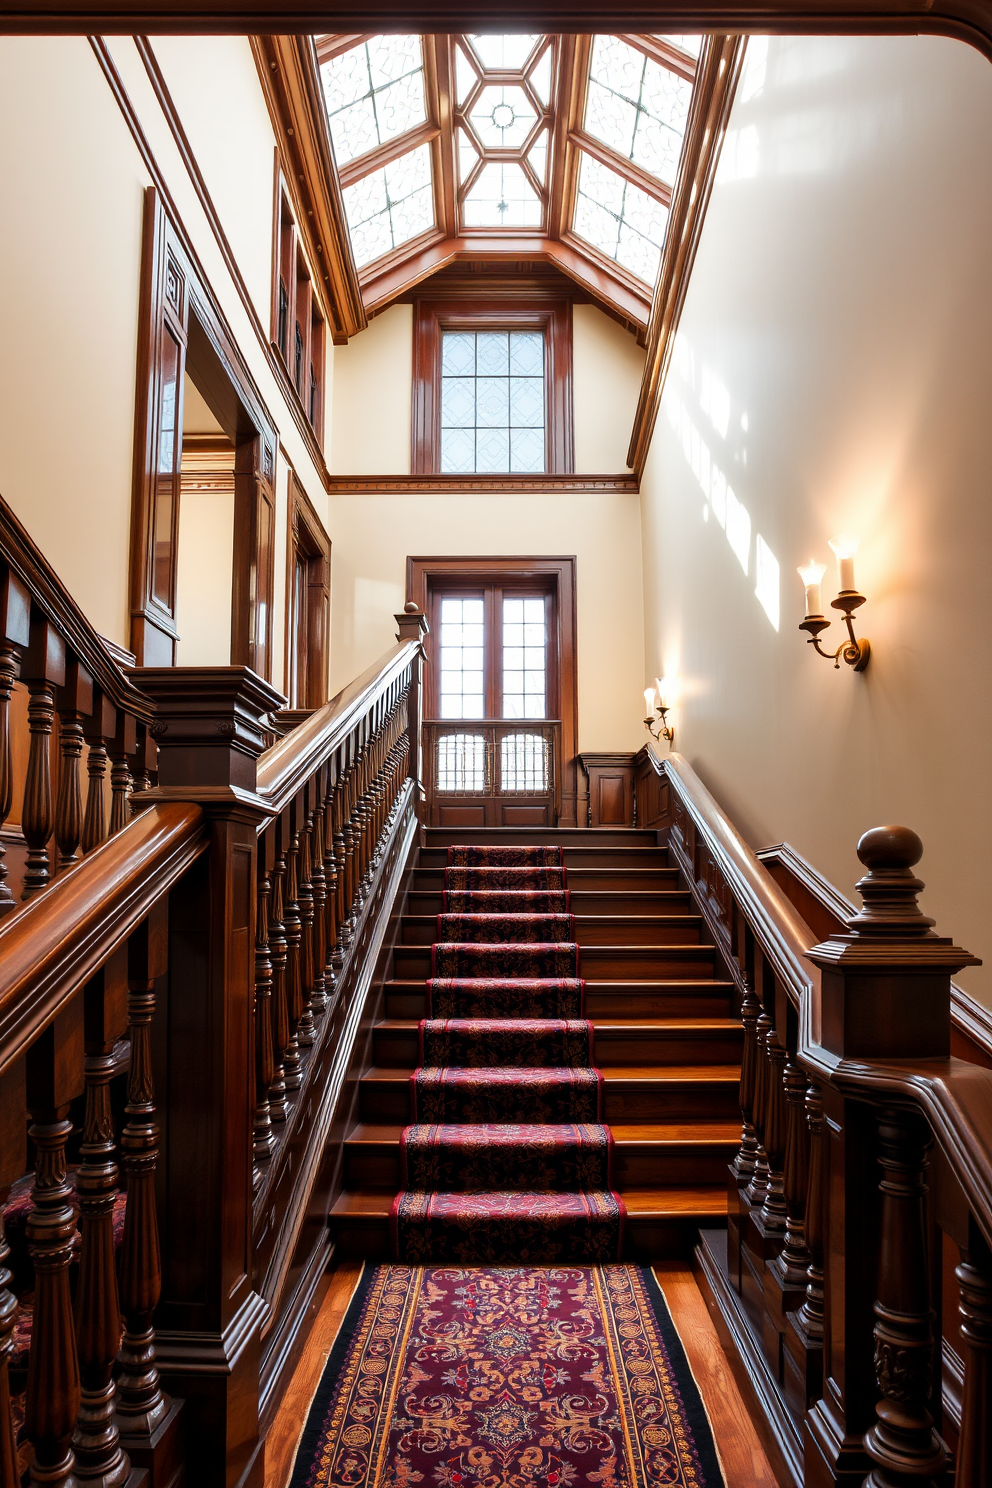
(391, 844, 625, 1262)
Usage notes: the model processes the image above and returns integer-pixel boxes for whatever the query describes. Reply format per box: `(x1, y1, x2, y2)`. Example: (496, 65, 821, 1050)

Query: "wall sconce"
(644, 679, 675, 747)
(798, 536, 871, 671)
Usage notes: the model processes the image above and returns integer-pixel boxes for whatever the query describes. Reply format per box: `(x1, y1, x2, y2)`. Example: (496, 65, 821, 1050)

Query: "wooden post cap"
(404, 601, 420, 614)
(856, 825, 924, 872)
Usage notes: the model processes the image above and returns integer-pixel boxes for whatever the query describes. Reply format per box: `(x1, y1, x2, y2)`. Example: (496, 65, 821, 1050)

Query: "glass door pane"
(501, 594, 547, 718)
(437, 595, 486, 718)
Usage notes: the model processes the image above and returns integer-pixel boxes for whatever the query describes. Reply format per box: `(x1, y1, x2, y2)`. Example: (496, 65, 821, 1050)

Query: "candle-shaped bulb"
(643, 686, 657, 717)
(654, 677, 667, 709)
(828, 535, 859, 593)
(797, 560, 827, 618)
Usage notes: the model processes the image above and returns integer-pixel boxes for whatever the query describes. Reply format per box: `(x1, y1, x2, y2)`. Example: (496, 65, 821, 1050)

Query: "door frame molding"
(406, 554, 579, 825)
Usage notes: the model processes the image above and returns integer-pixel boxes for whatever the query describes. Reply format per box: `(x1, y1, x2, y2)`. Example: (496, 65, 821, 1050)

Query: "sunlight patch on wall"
(754, 533, 780, 629)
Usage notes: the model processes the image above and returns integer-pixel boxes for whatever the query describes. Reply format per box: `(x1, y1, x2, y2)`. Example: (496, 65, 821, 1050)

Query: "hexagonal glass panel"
(468, 85, 538, 150)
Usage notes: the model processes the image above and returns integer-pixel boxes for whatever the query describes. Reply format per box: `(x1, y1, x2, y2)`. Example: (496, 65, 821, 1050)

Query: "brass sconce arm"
(644, 705, 675, 747)
(799, 591, 871, 671)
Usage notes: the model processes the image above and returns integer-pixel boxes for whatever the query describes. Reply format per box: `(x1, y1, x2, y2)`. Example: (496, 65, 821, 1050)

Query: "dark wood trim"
(284, 476, 331, 709)
(578, 750, 637, 827)
(250, 35, 366, 344)
(568, 128, 675, 208)
(128, 186, 279, 674)
(90, 36, 333, 496)
(411, 296, 574, 474)
(324, 472, 637, 492)
(627, 35, 747, 473)
(406, 555, 579, 825)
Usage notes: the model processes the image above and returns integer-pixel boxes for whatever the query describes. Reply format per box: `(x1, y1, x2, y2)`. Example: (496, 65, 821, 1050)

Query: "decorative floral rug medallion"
(290, 1263, 724, 1488)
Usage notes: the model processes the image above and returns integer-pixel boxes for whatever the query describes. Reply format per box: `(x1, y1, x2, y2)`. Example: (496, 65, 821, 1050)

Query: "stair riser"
(413, 871, 683, 892)
(605, 1084, 741, 1122)
(385, 986, 736, 1020)
(408, 892, 695, 915)
(331, 1211, 726, 1263)
(423, 829, 660, 847)
(344, 1142, 738, 1191)
(360, 1079, 739, 1124)
(399, 919, 704, 947)
(391, 947, 718, 979)
(418, 848, 670, 869)
(372, 1030, 741, 1068)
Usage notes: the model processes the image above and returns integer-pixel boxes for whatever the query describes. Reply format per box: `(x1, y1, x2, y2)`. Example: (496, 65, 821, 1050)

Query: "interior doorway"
(407, 556, 578, 827)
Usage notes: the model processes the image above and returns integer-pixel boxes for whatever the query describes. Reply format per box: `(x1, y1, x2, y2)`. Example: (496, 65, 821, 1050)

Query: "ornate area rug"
(290, 1263, 725, 1488)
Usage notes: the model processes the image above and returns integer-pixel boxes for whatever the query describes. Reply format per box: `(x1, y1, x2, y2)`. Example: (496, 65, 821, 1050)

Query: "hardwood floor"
(263, 1261, 365, 1488)
(263, 1258, 778, 1488)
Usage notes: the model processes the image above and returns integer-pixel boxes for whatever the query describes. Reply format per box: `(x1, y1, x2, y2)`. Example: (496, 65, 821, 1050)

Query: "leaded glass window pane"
(500, 733, 550, 791)
(572, 152, 669, 285)
(468, 84, 538, 150)
(469, 34, 541, 70)
(462, 162, 542, 228)
(342, 143, 435, 268)
(320, 35, 427, 166)
(502, 596, 547, 719)
(437, 733, 489, 791)
(440, 331, 546, 474)
(585, 35, 692, 186)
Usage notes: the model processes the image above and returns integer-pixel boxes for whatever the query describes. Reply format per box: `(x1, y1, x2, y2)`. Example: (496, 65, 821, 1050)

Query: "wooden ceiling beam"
(567, 128, 675, 206)
(617, 33, 699, 80)
(336, 119, 441, 188)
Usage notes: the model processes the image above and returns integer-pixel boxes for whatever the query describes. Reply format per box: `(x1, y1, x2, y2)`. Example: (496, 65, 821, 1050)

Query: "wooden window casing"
(271, 158, 326, 443)
(285, 479, 331, 710)
(412, 297, 573, 475)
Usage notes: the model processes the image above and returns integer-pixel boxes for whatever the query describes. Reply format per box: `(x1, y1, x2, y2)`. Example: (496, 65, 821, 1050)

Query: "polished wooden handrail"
(0, 493, 154, 724)
(0, 800, 206, 1076)
(256, 640, 418, 815)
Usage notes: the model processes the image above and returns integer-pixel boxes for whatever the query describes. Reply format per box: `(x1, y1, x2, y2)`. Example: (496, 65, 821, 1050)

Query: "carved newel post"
(807, 826, 979, 1488)
(394, 604, 428, 810)
(131, 665, 286, 1488)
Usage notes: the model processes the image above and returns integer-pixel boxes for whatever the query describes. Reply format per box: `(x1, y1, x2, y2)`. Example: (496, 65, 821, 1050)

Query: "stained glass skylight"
(463, 163, 542, 227)
(468, 34, 541, 70)
(342, 143, 434, 267)
(468, 85, 538, 150)
(585, 35, 692, 185)
(320, 36, 427, 166)
(573, 153, 669, 284)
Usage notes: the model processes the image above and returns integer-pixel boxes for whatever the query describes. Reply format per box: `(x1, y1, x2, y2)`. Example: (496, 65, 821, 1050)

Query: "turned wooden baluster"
(0, 571, 29, 916)
(21, 615, 67, 899)
(758, 1027, 789, 1236)
(746, 1007, 772, 1205)
(25, 1010, 82, 1488)
(268, 841, 292, 1114)
(323, 767, 340, 990)
(309, 786, 328, 1018)
(296, 802, 317, 1042)
(74, 951, 130, 1485)
(82, 697, 116, 855)
(955, 1230, 992, 1488)
(129, 726, 154, 803)
(733, 978, 761, 1181)
(108, 713, 136, 836)
(253, 868, 275, 1162)
(339, 765, 357, 947)
(285, 824, 311, 1051)
(864, 1106, 946, 1488)
(332, 763, 348, 964)
(55, 659, 93, 875)
(0, 1061, 26, 1488)
(799, 1080, 825, 1339)
(115, 915, 170, 1440)
(772, 1055, 813, 1292)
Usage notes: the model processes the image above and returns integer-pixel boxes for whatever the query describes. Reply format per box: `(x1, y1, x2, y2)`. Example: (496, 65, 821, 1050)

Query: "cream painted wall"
(0, 37, 150, 644)
(327, 490, 646, 751)
(330, 306, 413, 474)
(176, 490, 235, 665)
(328, 301, 644, 475)
(640, 34, 992, 1002)
(572, 306, 644, 472)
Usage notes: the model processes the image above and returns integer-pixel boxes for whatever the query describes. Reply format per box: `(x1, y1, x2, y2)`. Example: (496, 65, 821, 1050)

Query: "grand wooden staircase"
(332, 824, 742, 1258)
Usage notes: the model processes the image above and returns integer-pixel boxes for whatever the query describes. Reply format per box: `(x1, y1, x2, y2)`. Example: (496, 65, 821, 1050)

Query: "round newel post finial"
(404, 601, 420, 614)
(848, 825, 935, 940)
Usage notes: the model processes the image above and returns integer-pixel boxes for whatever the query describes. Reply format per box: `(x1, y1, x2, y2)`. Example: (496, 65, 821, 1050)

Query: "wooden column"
(252, 866, 275, 1165)
(394, 606, 428, 813)
(0, 569, 30, 915)
(132, 665, 284, 1488)
(24, 1004, 84, 1488)
(74, 948, 130, 1486)
(805, 826, 978, 1488)
(267, 831, 290, 1120)
(864, 1107, 946, 1487)
(20, 613, 66, 899)
(955, 1226, 992, 1488)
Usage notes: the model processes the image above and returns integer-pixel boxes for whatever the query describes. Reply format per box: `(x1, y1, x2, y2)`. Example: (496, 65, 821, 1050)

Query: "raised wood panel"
(579, 752, 636, 828)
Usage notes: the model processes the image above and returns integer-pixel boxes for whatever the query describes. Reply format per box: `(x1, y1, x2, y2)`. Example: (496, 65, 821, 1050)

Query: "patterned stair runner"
(391, 844, 625, 1262)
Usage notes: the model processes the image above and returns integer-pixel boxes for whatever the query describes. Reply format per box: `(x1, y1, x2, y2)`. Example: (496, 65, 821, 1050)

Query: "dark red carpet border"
(289, 1263, 726, 1488)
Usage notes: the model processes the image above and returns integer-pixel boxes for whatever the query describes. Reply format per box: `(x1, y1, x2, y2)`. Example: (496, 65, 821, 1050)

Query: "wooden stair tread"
(331, 1187, 728, 1218)
(405, 913, 703, 926)
(361, 1064, 740, 1083)
(385, 978, 735, 991)
(346, 1122, 740, 1146)
(374, 1017, 740, 1033)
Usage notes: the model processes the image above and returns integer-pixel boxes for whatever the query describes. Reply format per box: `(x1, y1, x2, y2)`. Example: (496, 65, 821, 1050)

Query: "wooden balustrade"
(636, 745, 992, 1488)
